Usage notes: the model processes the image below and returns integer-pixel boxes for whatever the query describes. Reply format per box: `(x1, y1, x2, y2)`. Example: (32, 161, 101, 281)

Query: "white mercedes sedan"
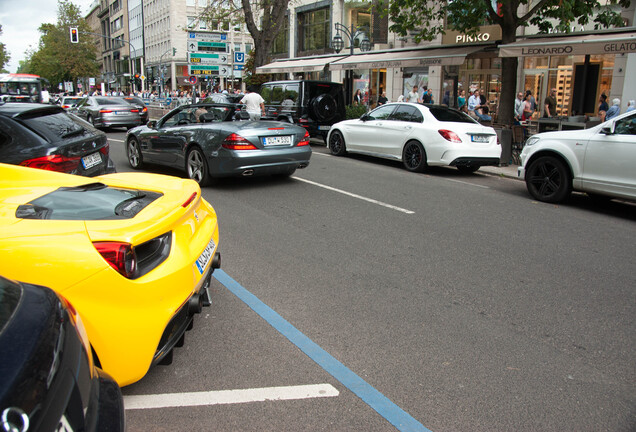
(326, 103, 501, 174)
(518, 110, 636, 203)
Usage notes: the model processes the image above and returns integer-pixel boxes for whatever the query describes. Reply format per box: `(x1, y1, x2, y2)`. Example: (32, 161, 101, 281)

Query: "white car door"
(344, 104, 397, 155)
(581, 112, 636, 199)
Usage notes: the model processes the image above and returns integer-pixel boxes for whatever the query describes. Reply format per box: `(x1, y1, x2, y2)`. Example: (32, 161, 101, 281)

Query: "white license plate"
(471, 135, 490, 143)
(263, 136, 292, 146)
(195, 237, 216, 275)
(81, 152, 101, 169)
(115, 111, 128, 115)
(318, 125, 331, 131)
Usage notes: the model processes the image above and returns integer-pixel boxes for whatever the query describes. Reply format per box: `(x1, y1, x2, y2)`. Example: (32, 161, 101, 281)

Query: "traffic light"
(172, 48, 177, 56)
(70, 27, 79, 43)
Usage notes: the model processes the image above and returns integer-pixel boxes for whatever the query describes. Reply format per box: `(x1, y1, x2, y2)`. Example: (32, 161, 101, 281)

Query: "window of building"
(234, 43, 241, 52)
(186, 0, 195, 6)
(187, 16, 196, 28)
(298, 7, 330, 53)
(245, 43, 252, 54)
(199, 20, 207, 29)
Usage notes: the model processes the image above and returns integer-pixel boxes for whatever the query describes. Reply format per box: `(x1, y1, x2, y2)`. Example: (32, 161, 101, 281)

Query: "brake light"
(222, 133, 257, 150)
(94, 242, 137, 278)
(182, 192, 197, 207)
(62, 105, 71, 108)
(99, 142, 110, 156)
(142, 107, 148, 113)
(268, 127, 284, 130)
(438, 129, 462, 143)
(20, 155, 81, 172)
(99, 109, 113, 113)
(298, 130, 310, 146)
(130, 109, 139, 113)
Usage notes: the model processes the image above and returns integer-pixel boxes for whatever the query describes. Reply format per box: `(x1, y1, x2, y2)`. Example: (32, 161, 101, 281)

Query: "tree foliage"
(0, 25, 10, 73)
(197, 0, 291, 68)
(23, 0, 99, 86)
(387, 0, 630, 125)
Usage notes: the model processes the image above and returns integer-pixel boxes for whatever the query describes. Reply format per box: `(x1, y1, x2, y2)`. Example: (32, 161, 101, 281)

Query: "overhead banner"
(499, 31, 636, 57)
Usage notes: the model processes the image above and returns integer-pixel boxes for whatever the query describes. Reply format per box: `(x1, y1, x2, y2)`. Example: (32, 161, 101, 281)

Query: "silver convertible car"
(126, 103, 311, 186)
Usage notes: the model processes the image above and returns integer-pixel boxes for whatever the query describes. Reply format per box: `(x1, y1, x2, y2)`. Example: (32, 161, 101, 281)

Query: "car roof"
(0, 102, 65, 117)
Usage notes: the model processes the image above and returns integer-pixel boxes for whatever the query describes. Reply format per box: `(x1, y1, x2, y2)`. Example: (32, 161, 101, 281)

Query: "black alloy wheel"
(186, 147, 211, 187)
(127, 137, 144, 169)
(525, 155, 572, 203)
(329, 131, 347, 156)
(402, 140, 428, 173)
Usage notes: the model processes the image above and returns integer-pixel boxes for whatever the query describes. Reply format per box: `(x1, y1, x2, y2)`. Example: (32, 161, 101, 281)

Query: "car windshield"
(428, 106, 478, 124)
(0, 277, 21, 330)
(15, 183, 163, 220)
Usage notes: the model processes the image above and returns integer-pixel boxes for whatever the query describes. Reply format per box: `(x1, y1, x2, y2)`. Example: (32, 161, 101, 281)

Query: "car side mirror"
(147, 120, 157, 129)
(600, 125, 614, 135)
(360, 114, 370, 121)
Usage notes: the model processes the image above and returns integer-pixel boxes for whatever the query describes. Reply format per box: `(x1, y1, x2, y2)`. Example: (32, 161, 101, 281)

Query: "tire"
(402, 140, 428, 173)
(525, 155, 571, 203)
(310, 94, 337, 122)
(127, 137, 144, 169)
(329, 130, 347, 156)
(186, 147, 211, 187)
(457, 165, 480, 174)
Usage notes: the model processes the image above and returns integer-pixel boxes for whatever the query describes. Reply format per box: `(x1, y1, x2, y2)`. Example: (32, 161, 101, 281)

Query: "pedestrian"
(442, 90, 450, 106)
(422, 86, 431, 103)
(468, 89, 491, 121)
(397, 94, 404, 102)
(353, 89, 362, 105)
(514, 91, 525, 124)
(457, 89, 466, 110)
(406, 86, 420, 103)
(240, 85, 265, 121)
(525, 90, 536, 112)
(605, 98, 621, 120)
(598, 94, 609, 114)
(377, 91, 388, 105)
(522, 93, 534, 121)
(627, 100, 635, 112)
(544, 88, 557, 118)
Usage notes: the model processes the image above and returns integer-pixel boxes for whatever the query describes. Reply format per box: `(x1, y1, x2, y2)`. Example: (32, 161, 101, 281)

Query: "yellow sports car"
(0, 163, 220, 386)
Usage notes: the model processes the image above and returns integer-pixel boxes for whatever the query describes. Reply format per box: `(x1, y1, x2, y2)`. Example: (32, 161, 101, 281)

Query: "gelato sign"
(499, 33, 636, 57)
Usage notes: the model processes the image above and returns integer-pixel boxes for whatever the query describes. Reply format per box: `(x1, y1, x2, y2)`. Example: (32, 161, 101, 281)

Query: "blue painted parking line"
(213, 269, 431, 432)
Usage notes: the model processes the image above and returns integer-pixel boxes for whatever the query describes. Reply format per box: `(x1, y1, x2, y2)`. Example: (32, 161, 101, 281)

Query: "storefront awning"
(256, 55, 346, 74)
(499, 31, 636, 57)
(328, 46, 484, 70)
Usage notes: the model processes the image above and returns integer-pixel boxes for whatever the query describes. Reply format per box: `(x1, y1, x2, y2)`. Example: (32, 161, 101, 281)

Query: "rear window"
(428, 107, 478, 124)
(95, 98, 125, 105)
(15, 183, 162, 220)
(20, 111, 94, 141)
(0, 277, 21, 332)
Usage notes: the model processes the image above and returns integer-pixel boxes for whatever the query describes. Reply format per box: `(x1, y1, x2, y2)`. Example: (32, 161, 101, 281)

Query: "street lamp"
(331, 23, 371, 105)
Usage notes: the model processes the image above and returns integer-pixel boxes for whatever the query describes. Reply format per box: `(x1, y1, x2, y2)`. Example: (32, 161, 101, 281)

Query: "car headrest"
(199, 112, 215, 123)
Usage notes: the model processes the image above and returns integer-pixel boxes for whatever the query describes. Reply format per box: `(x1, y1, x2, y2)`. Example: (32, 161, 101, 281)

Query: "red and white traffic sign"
(188, 75, 197, 84)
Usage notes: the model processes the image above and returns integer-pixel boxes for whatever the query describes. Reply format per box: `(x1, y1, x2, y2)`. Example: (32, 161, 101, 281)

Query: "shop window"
(298, 7, 330, 53)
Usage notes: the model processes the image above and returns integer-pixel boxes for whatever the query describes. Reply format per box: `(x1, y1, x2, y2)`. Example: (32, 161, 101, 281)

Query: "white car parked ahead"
(518, 110, 636, 203)
(327, 103, 501, 174)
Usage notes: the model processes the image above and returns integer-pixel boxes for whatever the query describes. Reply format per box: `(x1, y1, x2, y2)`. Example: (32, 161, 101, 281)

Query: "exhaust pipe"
(242, 169, 254, 176)
(212, 252, 221, 270)
(188, 294, 203, 315)
(298, 163, 308, 169)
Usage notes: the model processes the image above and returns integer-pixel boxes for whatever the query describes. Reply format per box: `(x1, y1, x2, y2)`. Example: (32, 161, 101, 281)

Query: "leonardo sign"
(499, 31, 636, 57)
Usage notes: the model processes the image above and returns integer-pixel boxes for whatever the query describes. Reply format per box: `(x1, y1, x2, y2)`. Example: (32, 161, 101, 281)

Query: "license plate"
(195, 237, 216, 275)
(115, 111, 128, 115)
(471, 135, 490, 143)
(318, 125, 331, 131)
(81, 152, 101, 169)
(262, 136, 292, 146)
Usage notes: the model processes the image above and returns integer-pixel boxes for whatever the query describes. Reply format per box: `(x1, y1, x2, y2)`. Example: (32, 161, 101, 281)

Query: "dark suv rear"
(260, 80, 345, 141)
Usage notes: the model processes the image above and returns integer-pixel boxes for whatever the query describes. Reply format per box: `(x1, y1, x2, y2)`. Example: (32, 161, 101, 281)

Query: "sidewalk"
(480, 163, 522, 181)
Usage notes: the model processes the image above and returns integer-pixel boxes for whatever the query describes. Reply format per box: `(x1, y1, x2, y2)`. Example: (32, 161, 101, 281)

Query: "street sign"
(219, 66, 232, 77)
(188, 52, 228, 65)
(188, 75, 198, 84)
(188, 32, 227, 42)
(188, 65, 221, 75)
(187, 41, 227, 53)
(233, 65, 244, 71)
(234, 52, 245, 63)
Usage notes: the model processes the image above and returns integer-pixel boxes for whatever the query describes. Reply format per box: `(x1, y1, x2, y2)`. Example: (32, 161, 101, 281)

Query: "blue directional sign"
(234, 52, 245, 63)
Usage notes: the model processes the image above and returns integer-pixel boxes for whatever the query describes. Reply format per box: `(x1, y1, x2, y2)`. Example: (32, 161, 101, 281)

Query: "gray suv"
(260, 80, 345, 141)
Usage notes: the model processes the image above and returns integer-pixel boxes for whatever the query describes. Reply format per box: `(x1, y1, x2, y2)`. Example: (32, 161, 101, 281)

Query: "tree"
(197, 0, 291, 70)
(0, 25, 10, 72)
(26, 0, 99, 88)
(387, 0, 630, 125)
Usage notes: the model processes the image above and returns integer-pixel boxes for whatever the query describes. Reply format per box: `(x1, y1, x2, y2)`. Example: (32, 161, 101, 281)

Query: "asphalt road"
(104, 128, 635, 432)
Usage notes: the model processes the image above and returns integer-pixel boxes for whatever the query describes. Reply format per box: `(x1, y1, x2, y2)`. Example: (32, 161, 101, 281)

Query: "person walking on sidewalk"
(240, 86, 265, 121)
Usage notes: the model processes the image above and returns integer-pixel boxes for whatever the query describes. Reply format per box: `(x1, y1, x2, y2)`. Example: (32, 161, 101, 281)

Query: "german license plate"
(195, 237, 216, 275)
(263, 136, 292, 146)
(318, 125, 331, 131)
(471, 135, 490, 143)
(81, 152, 101, 169)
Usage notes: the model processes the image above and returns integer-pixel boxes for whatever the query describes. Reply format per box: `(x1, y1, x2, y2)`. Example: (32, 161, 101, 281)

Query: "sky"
(0, 0, 96, 73)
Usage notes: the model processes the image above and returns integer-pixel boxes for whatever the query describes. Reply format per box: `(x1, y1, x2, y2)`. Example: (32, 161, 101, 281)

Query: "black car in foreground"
(0, 276, 125, 432)
(0, 102, 115, 175)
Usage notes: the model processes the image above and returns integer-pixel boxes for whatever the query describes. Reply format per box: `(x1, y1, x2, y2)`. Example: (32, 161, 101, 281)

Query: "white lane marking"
(109, 138, 125, 143)
(292, 177, 415, 215)
(124, 383, 339, 410)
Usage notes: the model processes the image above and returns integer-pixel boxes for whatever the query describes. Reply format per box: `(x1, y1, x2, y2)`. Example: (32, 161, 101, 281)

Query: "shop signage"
(442, 25, 502, 45)
(500, 34, 636, 57)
